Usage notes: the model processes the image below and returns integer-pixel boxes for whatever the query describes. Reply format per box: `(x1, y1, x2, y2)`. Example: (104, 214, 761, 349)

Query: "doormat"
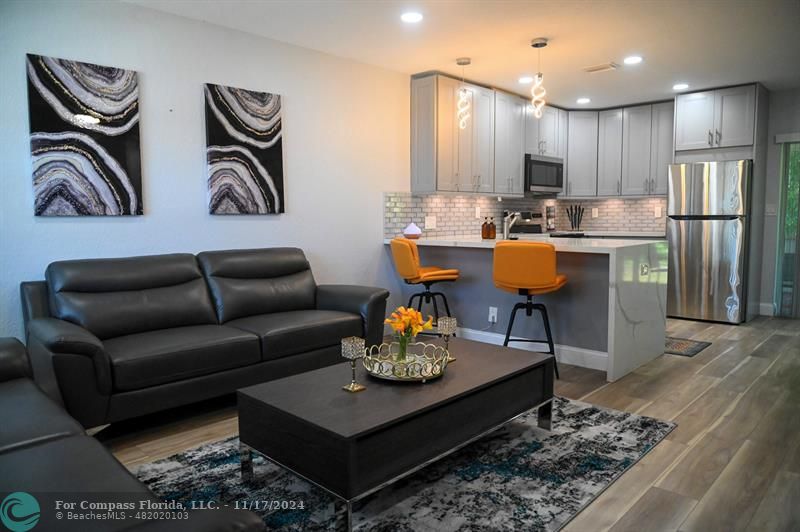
(665, 337, 711, 357)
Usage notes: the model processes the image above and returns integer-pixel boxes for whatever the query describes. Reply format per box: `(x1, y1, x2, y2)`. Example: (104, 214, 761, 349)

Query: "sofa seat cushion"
(0, 379, 83, 454)
(227, 310, 362, 361)
(0, 434, 152, 496)
(105, 325, 261, 392)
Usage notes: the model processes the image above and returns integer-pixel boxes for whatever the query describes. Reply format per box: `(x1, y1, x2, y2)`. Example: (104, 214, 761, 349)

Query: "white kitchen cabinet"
(494, 91, 525, 195)
(674, 91, 715, 150)
(524, 104, 559, 157)
(649, 101, 674, 195)
(674, 85, 756, 151)
(411, 74, 496, 194)
(557, 108, 568, 159)
(471, 85, 496, 193)
(621, 105, 652, 196)
(565, 111, 598, 197)
(598, 109, 624, 196)
(435, 75, 466, 192)
(410, 75, 437, 193)
(715, 85, 755, 148)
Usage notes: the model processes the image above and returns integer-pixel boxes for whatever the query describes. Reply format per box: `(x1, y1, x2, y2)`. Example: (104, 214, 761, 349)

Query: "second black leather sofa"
(23, 248, 389, 428)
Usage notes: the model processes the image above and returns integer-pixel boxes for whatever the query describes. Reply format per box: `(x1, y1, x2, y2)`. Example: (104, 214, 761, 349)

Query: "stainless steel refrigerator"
(666, 160, 752, 323)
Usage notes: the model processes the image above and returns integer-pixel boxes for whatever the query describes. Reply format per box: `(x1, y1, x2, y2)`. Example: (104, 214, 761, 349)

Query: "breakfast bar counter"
(383, 235, 669, 381)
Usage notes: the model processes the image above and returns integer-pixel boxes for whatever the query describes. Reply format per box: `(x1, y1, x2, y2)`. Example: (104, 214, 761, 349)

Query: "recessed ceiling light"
(401, 12, 423, 23)
(673, 82, 689, 91)
(518, 76, 534, 84)
(576, 97, 591, 105)
(623, 55, 643, 65)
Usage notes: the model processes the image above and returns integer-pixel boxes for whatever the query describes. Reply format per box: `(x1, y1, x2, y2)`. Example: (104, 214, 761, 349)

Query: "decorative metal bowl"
(363, 341, 449, 383)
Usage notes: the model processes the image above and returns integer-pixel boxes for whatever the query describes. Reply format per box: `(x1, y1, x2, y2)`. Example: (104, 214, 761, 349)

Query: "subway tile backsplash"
(384, 192, 667, 238)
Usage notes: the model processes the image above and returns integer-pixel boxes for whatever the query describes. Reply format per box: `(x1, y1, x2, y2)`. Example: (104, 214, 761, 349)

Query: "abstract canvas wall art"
(26, 54, 142, 216)
(204, 83, 284, 214)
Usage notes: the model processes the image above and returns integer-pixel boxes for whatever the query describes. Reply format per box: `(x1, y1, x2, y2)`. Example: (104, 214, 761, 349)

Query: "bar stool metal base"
(406, 280, 453, 328)
(502, 293, 560, 379)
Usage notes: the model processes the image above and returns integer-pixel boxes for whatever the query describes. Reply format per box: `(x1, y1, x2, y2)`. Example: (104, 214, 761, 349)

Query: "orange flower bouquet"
(384, 306, 433, 361)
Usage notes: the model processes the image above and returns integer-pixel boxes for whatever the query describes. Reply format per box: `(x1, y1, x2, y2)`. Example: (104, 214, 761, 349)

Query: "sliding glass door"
(777, 143, 800, 317)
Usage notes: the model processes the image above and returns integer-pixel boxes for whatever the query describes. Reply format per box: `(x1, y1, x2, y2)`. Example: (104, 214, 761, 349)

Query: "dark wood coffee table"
(237, 337, 554, 530)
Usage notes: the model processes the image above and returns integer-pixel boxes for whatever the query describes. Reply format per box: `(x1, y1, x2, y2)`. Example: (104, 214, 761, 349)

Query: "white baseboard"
(759, 302, 775, 316)
(456, 327, 608, 372)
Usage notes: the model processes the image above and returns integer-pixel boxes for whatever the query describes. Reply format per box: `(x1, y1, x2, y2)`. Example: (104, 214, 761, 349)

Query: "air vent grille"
(583, 62, 620, 73)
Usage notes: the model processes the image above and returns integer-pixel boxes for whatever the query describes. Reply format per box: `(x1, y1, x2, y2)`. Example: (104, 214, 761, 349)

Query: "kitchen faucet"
(503, 211, 520, 240)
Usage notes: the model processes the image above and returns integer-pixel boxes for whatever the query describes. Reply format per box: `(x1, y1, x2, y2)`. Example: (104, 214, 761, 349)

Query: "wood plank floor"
(103, 317, 800, 531)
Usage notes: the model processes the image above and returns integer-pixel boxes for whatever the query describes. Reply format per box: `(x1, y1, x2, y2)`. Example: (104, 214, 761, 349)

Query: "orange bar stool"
(390, 238, 460, 324)
(493, 241, 566, 379)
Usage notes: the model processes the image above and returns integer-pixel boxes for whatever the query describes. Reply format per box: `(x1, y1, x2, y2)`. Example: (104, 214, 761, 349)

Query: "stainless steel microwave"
(525, 154, 564, 195)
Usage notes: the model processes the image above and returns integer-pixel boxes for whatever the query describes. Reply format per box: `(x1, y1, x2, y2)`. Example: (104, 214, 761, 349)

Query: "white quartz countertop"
(383, 234, 666, 254)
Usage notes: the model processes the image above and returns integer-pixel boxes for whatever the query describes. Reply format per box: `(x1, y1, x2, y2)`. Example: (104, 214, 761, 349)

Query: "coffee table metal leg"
(334, 498, 353, 532)
(537, 400, 552, 431)
(240, 442, 254, 483)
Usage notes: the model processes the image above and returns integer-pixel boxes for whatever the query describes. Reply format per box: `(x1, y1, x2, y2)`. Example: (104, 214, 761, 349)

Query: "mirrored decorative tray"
(363, 342, 449, 383)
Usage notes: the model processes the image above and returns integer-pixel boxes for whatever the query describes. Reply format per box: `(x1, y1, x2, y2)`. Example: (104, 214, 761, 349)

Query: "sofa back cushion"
(197, 248, 316, 323)
(46, 254, 218, 339)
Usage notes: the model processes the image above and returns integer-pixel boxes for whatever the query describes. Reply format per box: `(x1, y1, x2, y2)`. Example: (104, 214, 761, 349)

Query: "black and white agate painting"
(204, 83, 284, 214)
(27, 54, 142, 216)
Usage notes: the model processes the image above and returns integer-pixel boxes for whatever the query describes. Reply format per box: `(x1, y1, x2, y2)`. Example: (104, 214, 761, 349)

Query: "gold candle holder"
(437, 317, 457, 363)
(341, 336, 366, 392)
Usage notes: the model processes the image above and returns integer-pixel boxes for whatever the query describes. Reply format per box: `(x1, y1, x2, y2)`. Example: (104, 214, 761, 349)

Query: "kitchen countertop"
(383, 234, 666, 255)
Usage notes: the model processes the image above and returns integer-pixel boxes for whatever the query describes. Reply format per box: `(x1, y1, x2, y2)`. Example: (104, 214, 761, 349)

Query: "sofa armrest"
(28, 317, 105, 356)
(0, 337, 31, 382)
(27, 317, 111, 397)
(316, 284, 390, 347)
(126, 508, 264, 532)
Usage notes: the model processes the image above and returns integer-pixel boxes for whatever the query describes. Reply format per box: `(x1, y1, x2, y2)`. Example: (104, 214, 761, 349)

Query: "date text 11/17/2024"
(192, 500, 306, 511)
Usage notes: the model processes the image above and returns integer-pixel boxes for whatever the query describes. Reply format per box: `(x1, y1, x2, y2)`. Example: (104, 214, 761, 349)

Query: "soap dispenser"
(488, 217, 497, 239)
(481, 217, 489, 239)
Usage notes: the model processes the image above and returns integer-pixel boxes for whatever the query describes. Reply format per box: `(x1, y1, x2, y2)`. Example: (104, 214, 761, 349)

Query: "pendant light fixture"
(530, 38, 548, 119)
(456, 57, 471, 130)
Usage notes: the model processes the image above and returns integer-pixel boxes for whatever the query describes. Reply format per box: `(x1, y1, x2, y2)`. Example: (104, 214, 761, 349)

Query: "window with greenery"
(778, 143, 800, 317)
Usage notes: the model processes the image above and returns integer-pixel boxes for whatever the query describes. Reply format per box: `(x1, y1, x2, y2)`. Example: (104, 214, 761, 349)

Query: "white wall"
(760, 89, 800, 313)
(0, 0, 410, 338)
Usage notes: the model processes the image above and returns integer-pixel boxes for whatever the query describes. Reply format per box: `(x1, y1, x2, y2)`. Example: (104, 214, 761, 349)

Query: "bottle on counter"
(488, 217, 497, 239)
(481, 217, 489, 239)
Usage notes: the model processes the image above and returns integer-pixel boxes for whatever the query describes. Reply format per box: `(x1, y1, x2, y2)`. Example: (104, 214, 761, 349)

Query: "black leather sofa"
(22, 248, 389, 428)
(0, 337, 264, 531)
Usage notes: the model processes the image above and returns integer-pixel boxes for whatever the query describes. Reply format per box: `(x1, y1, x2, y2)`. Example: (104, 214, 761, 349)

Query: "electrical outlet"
(766, 203, 778, 216)
(425, 215, 437, 229)
(592, 208, 599, 218)
(475, 206, 481, 219)
(654, 205, 662, 218)
(488, 307, 498, 323)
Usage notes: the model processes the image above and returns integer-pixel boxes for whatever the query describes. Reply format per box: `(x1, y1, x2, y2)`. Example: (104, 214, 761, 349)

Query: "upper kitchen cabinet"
(649, 101, 674, 195)
(525, 104, 560, 158)
(558, 108, 568, 159)
(565, 111, 598, 197)
(674, 85, 756, 151)
(714, 85, 756, 148)
(410, 74, 495, 194)
(494, 91, 526, 196)
(620, 105, 651, 196)
(598, 109, 624, 196)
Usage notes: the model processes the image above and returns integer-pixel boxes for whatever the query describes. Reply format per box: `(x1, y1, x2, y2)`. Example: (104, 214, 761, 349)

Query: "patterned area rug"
(665, 336, 712, 357)
(133, 397, 674, 531)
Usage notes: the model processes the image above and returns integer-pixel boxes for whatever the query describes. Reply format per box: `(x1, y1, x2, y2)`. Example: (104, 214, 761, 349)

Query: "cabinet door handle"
(618, 179, 621, 194)
(715, 129, 721, 146)
(708, 130, 713, 146)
